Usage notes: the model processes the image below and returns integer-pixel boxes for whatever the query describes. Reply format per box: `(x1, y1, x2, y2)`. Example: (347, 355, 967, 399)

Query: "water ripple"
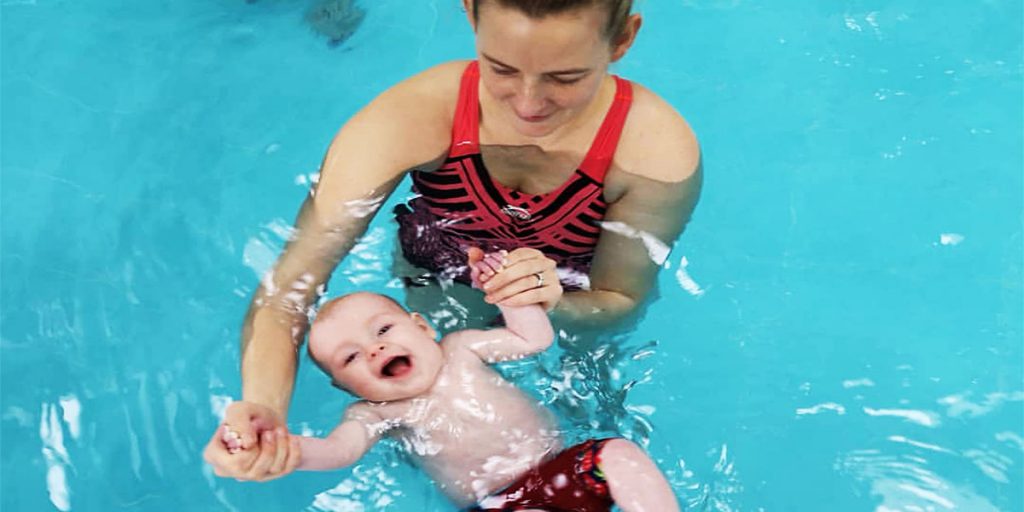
(839, 449, 1001, 511)
(40, 402, 72, 511)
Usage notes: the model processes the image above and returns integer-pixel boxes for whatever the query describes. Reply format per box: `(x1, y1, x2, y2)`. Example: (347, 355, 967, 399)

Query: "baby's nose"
(369, 345, 386, 358)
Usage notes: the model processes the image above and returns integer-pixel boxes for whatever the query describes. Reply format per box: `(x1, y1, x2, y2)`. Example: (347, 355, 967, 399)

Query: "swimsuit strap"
(449, 61, 481, 157)
(577, 76, 633, 183)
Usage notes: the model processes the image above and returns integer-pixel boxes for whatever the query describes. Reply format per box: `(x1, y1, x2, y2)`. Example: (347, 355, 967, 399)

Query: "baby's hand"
(467, 247, 507, 289)
(221, 425, 245, 454)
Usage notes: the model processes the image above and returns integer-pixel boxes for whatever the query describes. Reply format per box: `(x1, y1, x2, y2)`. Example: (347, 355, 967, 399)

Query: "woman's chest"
(477, 144, 583, 196)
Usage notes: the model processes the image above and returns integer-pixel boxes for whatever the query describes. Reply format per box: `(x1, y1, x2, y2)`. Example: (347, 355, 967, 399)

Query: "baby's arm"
(446, 249, 555, 362)
(493, 301, 555, 353)
(294, 402, 387, 471)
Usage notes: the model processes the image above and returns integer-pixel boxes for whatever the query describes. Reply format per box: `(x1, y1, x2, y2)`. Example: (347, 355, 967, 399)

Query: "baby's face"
(309, 293, 443, 402)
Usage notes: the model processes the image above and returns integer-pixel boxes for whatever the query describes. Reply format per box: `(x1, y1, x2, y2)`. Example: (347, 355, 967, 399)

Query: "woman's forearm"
(240, 305, 306, 417)
(552, 289, 639, 326)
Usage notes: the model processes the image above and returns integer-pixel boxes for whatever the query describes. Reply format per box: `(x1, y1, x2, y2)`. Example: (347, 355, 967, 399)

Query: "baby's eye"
(377, 324, 392, 336)
(343, 353, 357, 366)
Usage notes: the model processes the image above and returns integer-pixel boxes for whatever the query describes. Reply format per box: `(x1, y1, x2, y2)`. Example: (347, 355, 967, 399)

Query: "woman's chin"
(512, 118, 558, 138)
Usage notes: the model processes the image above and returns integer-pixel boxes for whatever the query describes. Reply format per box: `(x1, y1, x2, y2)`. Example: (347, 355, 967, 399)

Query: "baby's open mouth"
(381, 355, 412, 378)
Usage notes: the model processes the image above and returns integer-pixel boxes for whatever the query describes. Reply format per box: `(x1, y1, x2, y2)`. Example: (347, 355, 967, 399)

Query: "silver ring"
(534, 271, 545, 288)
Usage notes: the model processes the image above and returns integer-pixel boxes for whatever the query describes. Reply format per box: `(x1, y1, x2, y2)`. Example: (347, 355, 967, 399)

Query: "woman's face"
(473, 3, 618, 139)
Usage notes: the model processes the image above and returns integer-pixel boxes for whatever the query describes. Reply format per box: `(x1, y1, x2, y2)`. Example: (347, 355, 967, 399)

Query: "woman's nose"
(514, 79, 546, 111)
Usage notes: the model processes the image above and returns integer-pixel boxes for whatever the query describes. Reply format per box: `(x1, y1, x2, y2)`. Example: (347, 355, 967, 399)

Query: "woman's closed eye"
(547, 73, 587, 85)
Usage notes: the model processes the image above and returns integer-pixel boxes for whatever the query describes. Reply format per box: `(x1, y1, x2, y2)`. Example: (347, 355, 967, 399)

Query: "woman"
(204, 0, 701, 482)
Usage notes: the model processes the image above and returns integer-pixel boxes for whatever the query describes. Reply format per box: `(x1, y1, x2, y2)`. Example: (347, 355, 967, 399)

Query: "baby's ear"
(410, 312, 438, 339)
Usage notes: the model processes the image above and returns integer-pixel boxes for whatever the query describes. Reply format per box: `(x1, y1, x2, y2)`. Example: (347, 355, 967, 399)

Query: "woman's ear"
(611, 13, 642, 62)
(411, 312, 438, 339)
(463, 0, 477, 31)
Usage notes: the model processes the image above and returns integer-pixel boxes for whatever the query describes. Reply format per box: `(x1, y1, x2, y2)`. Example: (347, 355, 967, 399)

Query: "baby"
(227, 250, 679, 511)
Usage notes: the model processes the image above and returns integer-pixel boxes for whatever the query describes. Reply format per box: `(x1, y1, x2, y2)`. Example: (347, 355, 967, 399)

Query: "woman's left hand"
(477, 247, 563, 311)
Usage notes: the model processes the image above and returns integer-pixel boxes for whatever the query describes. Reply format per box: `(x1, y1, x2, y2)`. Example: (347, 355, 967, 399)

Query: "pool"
(2, 0, 1021, 510)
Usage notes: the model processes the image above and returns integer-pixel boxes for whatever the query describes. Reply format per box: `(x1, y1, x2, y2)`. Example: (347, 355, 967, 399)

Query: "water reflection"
(801, 374, 1023, 511)
(938, 391, 1024, 418)
(310, 464, 404, 512)
(510, 333, 661, 446)
(839, 448, 1001, 511)
(687, 444, 744, 512)
(40, 400, 74, 511)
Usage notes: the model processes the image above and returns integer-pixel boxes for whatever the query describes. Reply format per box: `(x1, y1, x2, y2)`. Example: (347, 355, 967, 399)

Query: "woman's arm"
(207, 63, 460, 481)
(555, 92, 703, 325)
(478, 94, 702, 327)
(556, 156, 702, 325)
(240, 64, 457, 417)
(561, 86, 704, 323)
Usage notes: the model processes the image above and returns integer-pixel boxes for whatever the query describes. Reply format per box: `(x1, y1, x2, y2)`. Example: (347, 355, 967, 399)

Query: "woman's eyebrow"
(481, 53, 590, 76)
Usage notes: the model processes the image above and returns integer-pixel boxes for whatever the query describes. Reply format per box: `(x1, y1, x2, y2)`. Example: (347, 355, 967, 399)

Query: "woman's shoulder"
(341, 60, 470, 160)
(375, 60, 472, 119)
(615, 81, 701, 183)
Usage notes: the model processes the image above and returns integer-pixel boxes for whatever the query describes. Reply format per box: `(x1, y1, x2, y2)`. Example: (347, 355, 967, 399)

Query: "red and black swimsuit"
(395, 61, 633, 290)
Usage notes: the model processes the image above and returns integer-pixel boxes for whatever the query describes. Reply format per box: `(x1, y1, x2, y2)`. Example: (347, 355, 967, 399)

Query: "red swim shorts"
(468, 438, 615, 512)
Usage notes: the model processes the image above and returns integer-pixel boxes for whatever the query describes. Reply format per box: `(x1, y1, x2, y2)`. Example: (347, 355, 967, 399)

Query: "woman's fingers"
(203, 401, 293, 481)
(495, 286, 550, 308)
(491, 274, 561, 308)
(477, 248, 562, 310)
(485, 268, 562, 310)
(477, 253, 505, 277)
(484, 272, 541, 303)
(481, 255, 550, 289)
(245, 431, 279, 481)
(482, 259, 554, 296)
(266, 429, 291, 477)
(223, 402, 267, 451)
(204, 427, 258, 477)
(512, 269, 562, 308)
(469, 247, 563, 310)
(283, 436, 302, 474)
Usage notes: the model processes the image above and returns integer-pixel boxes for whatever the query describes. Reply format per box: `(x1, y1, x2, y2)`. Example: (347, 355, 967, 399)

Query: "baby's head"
(308, 292, 443, 402)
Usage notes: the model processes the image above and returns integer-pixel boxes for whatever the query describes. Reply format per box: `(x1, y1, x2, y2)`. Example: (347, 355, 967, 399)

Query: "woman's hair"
(472, 0, 634, 41)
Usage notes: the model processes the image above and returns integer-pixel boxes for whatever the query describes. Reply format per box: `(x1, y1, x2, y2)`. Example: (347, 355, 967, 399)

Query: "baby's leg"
(599, 439, 680, 512)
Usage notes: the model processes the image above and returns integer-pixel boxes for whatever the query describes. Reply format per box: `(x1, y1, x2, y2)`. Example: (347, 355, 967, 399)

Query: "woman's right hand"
(475, 247, 564, 312)
(202, 401, 301, 482)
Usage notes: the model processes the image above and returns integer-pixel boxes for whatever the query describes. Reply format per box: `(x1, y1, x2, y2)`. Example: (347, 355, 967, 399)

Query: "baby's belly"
(401, 408, 562, 506)
(417, 430, 562, 506)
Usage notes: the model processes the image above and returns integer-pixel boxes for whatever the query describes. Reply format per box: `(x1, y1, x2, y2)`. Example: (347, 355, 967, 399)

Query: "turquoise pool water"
(2, 0, 1021, 510)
